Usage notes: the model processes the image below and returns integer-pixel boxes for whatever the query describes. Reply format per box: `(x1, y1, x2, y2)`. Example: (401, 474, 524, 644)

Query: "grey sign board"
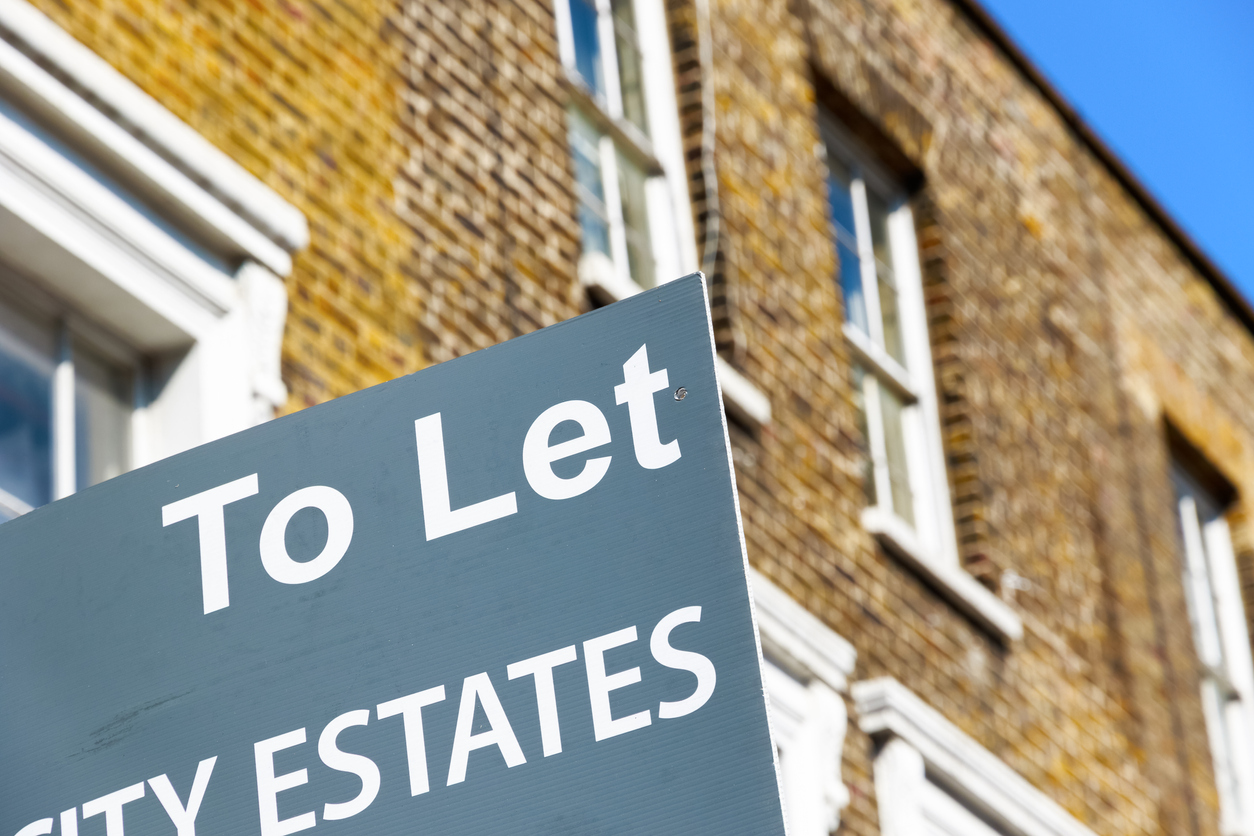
(1, 275, 786, 836)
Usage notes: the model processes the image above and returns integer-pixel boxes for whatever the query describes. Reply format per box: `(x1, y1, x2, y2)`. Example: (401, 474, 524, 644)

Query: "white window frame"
(822, 116, 1021, 642)
(0, 277, 144, 517)
(0, 0, 304, 512)
(753, 568, 856, 836)
(1173, 462, 1254, 836)
(554, 0, 770, 430)
(553, 0, 697, 298)
(853, 677, 1100, 836)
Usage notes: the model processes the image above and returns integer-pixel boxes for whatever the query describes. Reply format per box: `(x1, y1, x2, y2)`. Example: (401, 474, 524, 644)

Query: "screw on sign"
(1, 275, 786, 836)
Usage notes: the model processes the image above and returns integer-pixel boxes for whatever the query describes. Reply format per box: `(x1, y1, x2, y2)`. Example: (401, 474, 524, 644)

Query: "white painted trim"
(51, 325, 73, 500)
(0, 7, 299, 494)
(862, 506, 1023, 642)
(0, 486, 33, 518)
(752, 567, 855, 690)
(717, 359, 772, 428)
(853, 677, 1098, 836)
(753, 569, 855, 836)
(0, 1, 308, 258)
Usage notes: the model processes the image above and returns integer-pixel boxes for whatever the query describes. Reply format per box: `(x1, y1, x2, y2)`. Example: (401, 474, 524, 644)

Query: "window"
(753, 569, 854, 836)
(821, 115, 1021, 642)
(0, 0, 304, 518)
(824, 124, 926, 531)
(555, 0, 695, 297)
(853, 677, 1101, 836)
(1172, 457, 1254, 836)
(0, 287, 134, 521)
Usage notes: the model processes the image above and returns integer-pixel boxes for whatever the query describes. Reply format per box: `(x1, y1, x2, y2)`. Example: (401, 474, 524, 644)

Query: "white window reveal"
(0, 1, 306, 517)
(752, 569, 856, 836)
(822, 114, 1020, 642)
(853, 677, 1100, 836)
(1172, 459, 1254, 836)
(554, 0, 697, 299)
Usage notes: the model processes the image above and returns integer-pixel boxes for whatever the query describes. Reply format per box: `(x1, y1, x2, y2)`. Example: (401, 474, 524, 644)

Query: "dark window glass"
(0, 340, 52, 516)
(570, 0, 605, 98)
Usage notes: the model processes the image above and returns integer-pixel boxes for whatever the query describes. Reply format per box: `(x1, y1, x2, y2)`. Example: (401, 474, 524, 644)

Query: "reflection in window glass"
(75, 347, 132, 491)
(826, 161, 857, 238)
(569, 111, 611, 257)
(612, 0, 648, 135)
(570, 0, 604, 98)
(838, 242, 866, 333)
(852, 364, 875, 508)
(0, 337, 52, 516)
(879, 382, 914, 526)
(617, 151, 654, 288)
(879, 275, 904, 364)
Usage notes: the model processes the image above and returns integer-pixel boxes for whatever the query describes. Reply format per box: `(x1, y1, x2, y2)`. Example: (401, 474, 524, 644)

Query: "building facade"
(2, 0, 1253, 834)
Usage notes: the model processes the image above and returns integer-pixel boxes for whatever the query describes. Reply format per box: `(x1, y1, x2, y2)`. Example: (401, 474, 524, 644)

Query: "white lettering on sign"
(522, 401, 612, 500)
(161, 343, 684, 616)
(82, 782, 144, 836)
(377, 685, 446, 796)
(585, 626, 652, 741)
(415, 412, 519, 541)
(318, 711, 380, 821)
(161, 474, 259, 614)
(254, 729, 315, 836)
(507, 645, 579, 756)
(615, 344, 681, 469)
(446, 672, 527, 786)
(650, 606, 717, 718)
(11, 607, 718, 836)
(259, 486, 354, 585)
(149, 757, 217, 836)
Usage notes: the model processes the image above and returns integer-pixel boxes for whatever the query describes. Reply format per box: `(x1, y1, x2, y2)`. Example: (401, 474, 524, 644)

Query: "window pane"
(0, 335, 53, 515)
(826, 162, 857, 240)
(838, 242, 868, 334)
(612, 0, 648, 135)
(569, 111, 611, 257)
(852, 364, 876, 508)
(617, 150, 654, 288)
(879, 274, 905, 364)
(867, 190, 895, 274)
(570, 0, 605, 98)
(74, 347, 131, 490)
(879, 381, 914, 526)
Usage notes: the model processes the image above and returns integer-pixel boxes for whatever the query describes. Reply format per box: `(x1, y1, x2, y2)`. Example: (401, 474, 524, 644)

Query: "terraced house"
(1, 0, 1252, 833)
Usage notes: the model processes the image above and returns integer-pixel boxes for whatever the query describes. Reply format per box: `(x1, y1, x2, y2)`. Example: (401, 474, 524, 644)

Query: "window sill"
(579, 256, 772, 428)
(861, 506, 1023, 643)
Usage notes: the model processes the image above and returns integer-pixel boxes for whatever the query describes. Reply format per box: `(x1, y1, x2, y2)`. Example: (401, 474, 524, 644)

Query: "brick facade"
(24, 0, 1253, 833)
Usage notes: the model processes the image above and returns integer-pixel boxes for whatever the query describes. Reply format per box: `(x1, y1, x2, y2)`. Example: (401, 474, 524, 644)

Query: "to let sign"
(1, 275, 786, 836)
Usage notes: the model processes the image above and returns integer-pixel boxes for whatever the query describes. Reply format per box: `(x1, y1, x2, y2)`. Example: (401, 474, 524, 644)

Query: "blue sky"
(978, 0, 1253, 300)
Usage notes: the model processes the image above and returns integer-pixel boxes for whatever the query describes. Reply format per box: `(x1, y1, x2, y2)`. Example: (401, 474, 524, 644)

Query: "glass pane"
(570, 0, 605, 98)
(75, 346, 132, 490)
(617, 150, 654, 288)
(878, 275, 905, 364)
(838, 242, 867, 334)
(852, 364, 875, 507)
(0, 332, 53, 516)
(867, 190, 895, 274)
(879, 381, 914, 526)
(612, 0, 648, 135)
(569, 111, 611, 257)
(826, 162, 856, 239)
